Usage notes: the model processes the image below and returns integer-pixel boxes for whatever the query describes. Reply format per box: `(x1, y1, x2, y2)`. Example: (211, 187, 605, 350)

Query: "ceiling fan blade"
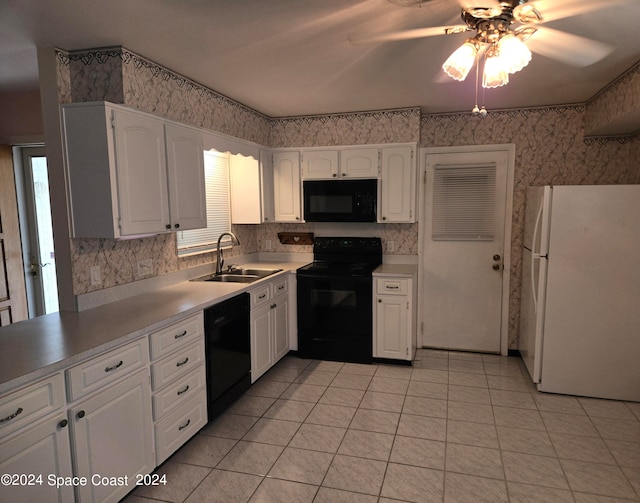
(526, 27, 614, 66)
(521, 0, 625, 24)
(349, 24, 468, 44)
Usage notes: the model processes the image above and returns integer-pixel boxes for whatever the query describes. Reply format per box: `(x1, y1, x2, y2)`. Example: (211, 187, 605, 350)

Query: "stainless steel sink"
(190, 268, 282, 284)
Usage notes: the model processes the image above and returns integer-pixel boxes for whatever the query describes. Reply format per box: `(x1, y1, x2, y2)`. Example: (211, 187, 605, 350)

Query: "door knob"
(493, 254, 501, 262)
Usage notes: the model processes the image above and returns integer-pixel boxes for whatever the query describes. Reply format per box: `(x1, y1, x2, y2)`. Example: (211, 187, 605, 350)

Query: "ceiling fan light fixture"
(482, 49, 509, 88)
(497, 33, 532, 74)
(442, 41, 478, 81)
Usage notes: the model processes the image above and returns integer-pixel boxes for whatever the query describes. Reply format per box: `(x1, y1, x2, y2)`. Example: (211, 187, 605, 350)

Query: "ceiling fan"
(352, 0, 617, 94)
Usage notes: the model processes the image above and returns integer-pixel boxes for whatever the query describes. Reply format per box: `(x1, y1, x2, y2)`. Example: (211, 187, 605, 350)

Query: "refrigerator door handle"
(530, 199, 545, 313)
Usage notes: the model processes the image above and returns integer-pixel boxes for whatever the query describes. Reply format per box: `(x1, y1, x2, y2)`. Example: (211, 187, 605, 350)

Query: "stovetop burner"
(297, 236, 382, 278)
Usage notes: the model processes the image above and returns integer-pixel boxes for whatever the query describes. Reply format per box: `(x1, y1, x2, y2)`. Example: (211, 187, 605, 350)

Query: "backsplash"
(55, 45, 639, 350)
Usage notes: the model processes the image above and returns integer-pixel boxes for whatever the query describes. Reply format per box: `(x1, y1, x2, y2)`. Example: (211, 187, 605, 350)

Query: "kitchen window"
(176, 150, 232, 256)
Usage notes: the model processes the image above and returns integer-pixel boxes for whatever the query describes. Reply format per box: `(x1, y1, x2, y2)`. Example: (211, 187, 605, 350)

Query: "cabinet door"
(165, 123, 207, 231)
(341, 148, 379, 178)
(273, 151, 302, 222)
(113, 109, 170, 235)
(260, 150, 275, 223)
(301, 150, 338, 179)
(70, 368, 154, 503)
(0, 414, 73, 503)
(251, 303, 273, 382)
(375, 295, 410, 360)
(272, 297, 289, 362)
(229, 153, 262, 224)
(379, 146, 416, 223)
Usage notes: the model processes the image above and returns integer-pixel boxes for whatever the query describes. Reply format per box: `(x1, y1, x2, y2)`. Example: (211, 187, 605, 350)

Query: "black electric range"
(296, 237, 382, 363)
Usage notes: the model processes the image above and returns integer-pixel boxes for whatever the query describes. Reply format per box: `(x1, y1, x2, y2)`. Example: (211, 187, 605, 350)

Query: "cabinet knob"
(58, 419, 68, 428)
(382, 216, 387, 221)
(77, 410, 85, 419)
(342, 173, 347, 177)
(332, 173, 337, 178)
(295, 216, 300, 220)
(378, 298, 382, 303)
(166, 224, 171, 230)
(174, 223, 180, 229)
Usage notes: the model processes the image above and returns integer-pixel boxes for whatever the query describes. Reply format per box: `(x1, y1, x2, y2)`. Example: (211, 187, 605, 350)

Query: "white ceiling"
(1, 0, 639, 117)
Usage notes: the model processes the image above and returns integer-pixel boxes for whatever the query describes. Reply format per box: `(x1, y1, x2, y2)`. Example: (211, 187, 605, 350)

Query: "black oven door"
(297, 273, 373, 363)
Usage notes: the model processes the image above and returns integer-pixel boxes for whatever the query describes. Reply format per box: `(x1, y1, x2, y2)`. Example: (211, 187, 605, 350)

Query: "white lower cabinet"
(70, 367, 154, 503)
(0, 408, 73, 503)
(149, 313, 207, 465)
(373, 275, 416, 361)
(250, 275, 290, 382)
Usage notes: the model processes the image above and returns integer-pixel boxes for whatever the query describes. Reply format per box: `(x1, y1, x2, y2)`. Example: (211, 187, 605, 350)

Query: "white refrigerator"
(520, 185, 640, 402)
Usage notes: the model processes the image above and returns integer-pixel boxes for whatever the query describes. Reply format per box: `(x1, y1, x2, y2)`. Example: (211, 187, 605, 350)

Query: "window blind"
(177, 150, 232, 256)
(432, 164, 496, 241)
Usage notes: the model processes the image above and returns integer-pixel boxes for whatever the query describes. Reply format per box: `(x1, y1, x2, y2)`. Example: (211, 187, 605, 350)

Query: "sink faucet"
(216, 232, 240, 274)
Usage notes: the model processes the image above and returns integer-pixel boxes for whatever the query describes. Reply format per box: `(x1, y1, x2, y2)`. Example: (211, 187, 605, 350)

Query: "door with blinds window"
(422, 150, 509, 352)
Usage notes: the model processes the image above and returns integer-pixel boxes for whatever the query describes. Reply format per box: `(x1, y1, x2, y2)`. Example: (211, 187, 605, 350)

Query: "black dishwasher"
(204, 293, 251, 420)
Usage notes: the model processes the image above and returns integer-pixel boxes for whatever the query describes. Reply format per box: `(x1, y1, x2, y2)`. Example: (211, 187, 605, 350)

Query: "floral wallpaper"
(584, 61, 640, 135)
(56, 45, 638, 349)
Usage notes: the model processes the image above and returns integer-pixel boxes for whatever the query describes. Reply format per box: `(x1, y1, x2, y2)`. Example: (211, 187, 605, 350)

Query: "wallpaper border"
(57, 46, 270, 123)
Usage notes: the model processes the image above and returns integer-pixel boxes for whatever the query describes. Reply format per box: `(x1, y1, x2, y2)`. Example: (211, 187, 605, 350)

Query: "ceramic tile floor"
(123, 349, 640, 503)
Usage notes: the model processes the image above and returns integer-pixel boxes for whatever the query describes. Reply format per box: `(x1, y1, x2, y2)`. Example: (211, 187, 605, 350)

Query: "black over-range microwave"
(303, 178, 377, 222)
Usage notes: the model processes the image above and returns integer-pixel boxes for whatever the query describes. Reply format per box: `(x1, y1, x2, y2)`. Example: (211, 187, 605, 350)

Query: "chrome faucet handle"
(227, 264, 239, 272)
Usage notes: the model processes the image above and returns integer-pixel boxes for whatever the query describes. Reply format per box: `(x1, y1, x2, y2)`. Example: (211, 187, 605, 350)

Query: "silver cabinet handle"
(174, 330, 187, 339)
(177, 385, 190, 396)
(105, 360, 123, 372)
(0, 407, 23, 423)
(176, 357, 189, 367)
(178, 419, 191, 431)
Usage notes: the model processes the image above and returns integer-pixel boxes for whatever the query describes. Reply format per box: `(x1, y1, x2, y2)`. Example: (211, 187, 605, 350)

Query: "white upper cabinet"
(301, 149, 339, 179)
(62, 102, 206, 238)
(229, 151, 274, 224)
(273, 151, 302, 222)
(165, 123, 207, 232)
(301, 148, 379, 179)
(379, 146, 416, 223)
(340, 148, 379, 178)
(229, 154, 262, 224)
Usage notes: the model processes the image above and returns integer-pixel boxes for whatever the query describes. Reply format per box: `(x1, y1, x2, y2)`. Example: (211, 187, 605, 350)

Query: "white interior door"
(421, 149, 511, 353)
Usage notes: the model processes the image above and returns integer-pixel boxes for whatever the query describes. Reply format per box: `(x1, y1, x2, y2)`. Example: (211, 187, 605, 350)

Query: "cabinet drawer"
(154, 389, 207, 465)
(271, 276, 288, 298)
(67, 337, 148, 401)
(149, 312, 204, 360)
(152, 364, 206, 419)
(376, 278, 409, 296)
(0, 374, 65, 438)
(249, 284, 271, 309)
(151, 339, 205, 390)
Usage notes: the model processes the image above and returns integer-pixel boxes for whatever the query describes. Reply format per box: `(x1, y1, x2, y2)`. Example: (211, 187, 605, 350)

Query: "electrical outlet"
(265, 239, 272, 251)
(386, 241, 395, 253)
(137, 258, 153, 278)
(90, 265, 102, 286)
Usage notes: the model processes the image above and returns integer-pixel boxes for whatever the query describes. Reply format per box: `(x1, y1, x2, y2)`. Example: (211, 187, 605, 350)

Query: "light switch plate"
(90, 266, 101, 286)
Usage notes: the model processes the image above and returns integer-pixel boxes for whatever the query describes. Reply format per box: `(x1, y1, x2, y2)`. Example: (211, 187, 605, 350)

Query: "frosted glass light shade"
(442, 42, 478, 81)
(498, 34, 532, 74)
(483, 54, 509, 88)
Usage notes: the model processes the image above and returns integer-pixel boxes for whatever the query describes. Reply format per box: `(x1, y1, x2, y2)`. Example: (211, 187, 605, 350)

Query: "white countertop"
(373, 264, 418, 277)
(0, 262, 304, 394)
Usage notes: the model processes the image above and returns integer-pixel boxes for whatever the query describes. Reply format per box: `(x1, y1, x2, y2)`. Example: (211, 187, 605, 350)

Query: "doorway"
(419, 145, 514, 355)
(15, 146, 59, 316)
